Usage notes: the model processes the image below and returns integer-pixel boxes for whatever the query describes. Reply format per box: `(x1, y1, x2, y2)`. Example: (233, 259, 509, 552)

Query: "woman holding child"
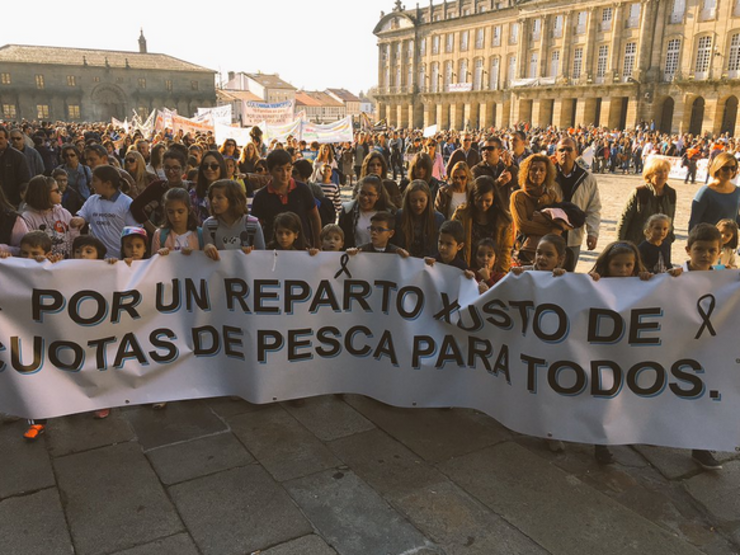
(616, 157, 676, 246)
(509, 154, 564, 265)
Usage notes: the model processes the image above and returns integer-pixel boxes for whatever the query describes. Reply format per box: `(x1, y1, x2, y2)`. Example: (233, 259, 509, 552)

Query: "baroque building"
(374, 0, 740, 135)
(0, 32, 216, 123)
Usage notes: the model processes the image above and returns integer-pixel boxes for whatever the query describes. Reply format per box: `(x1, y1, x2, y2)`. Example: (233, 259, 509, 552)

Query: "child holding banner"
(152, 188, 204, 254)
(203, 180, 265, 260)
(674, 223, 724, 470)
(267, 212, 306, 251)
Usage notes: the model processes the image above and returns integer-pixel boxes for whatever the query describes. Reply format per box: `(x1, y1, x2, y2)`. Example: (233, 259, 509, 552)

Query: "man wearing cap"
(554, 137, 601, 271)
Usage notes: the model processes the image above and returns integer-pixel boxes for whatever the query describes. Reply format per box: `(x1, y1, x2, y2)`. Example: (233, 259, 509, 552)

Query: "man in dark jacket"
(472, 136, 519, 208)
(0, 125, 31, 207)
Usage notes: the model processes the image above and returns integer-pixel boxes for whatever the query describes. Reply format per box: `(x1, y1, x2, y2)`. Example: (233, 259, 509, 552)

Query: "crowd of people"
(1, 117, 738, 470)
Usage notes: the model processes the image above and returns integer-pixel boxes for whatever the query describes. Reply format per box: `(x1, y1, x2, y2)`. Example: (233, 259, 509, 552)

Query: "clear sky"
(2, 0, 406, 95)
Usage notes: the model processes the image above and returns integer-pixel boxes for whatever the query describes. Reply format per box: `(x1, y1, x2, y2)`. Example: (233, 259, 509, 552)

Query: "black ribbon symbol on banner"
(334, 253, 352, 280)
(695, 294, 717, 339)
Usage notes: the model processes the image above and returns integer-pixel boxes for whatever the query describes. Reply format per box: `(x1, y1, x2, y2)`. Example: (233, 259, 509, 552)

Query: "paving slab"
(685, 459, 740, 523)
(332, 418, 543, 555)
(260, 534, 338, 555)
(329, 428, 446, 498)
(285, 469, 433, 555)
(395, 480, 549, 555)
(0, 421, 55, 499)
(55, 442, 182, 555)
(633, 445, 704, 480)
(229, 405, 339, 482)
(146, 432, 254, 485)
(46, 410, 135, 457)
(281, 395, 375, 441)
(0, 488, 73, 555)
(110, 533, 199, 555)
(439, 442, 703, 555)
(203, 396, 265, 419)
(121, 400, 227, 450)
(168, 465, 311, 555)
(344, 395, 511, 462)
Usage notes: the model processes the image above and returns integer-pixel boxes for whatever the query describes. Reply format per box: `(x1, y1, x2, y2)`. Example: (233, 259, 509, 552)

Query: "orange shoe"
(23, 424, 45, 441)
(93, 409, 110, 419)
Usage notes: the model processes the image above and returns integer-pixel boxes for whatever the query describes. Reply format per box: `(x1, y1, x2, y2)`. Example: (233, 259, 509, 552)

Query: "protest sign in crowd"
(1, 115, 740, 471)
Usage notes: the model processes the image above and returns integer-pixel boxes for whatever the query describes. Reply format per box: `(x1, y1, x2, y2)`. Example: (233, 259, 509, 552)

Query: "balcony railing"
(626, 17, 639, 28)
(552, 28, 563, 38)
(575, 24, 586, 34)
(532, 31, 541, 41)
(599, 20, 612, 32)
(492, 37, 501, 46)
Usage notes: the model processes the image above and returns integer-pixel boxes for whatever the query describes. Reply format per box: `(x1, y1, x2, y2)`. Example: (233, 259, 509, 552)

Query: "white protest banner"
(214, 124, 253, 147)
(1, 253, 740, 450)
(197, 105, 232, 126)
(262, 119, 303, 143)
(646, 154, 709, 183)
(242, 100, 295, 126)
(301, 117, 354, 144)
(423, 124, 438, 138)
(171, 113, 215, 135)
(154, 109, 176, 133)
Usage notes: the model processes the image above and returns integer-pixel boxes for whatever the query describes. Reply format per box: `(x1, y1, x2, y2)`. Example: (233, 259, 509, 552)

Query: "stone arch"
(720, 95, 738, 135)
(657, 96, 674, 134)
(689, 96, 705, 136)
(90, 83, 126, 121)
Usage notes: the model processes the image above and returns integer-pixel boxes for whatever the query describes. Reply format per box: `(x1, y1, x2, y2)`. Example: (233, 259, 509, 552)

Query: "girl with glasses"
(190, 151, 226, 225)
(21, 175, 78, 259)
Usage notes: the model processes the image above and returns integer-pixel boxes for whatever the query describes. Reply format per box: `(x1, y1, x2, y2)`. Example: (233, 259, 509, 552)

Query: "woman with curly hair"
(451, 175, 513, 272)
(509, 154, 563, 264)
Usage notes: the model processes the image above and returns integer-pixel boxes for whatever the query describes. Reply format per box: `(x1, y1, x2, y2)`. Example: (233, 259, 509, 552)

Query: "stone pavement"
(1, 393, 739, 555)
(2, 172, 735, 555)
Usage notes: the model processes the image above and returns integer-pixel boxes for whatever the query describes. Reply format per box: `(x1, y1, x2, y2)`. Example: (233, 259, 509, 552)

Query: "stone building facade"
(0, 33, 216, 123)
(374, 0, 740, 135)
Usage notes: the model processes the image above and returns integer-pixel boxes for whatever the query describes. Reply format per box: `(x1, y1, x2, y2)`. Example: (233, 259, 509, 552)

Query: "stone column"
(517, 19, 528, 79)
(464, 101, 479, 129)
(450, 102, 464, 130)
(424, 103, 434, 128)
(635, 0, 657, 80)
(583, 7, 598, 82)
(538, 16, 549, 77)
(560, 12, 573, 80)
(625, 96, 639, 128)
(531, 99, 543, 127)
(575, 97, 598, 126)
(704, 97, 721, 136)
(479, 102, 488, 130)
(436, 103, 449, 129)
(609, 3, 623, 81)
(408, 104, 415, 129)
